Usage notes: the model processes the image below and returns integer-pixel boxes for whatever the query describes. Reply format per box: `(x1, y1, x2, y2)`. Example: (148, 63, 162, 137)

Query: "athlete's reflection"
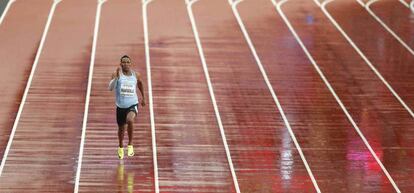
(117, 162, 135, 193)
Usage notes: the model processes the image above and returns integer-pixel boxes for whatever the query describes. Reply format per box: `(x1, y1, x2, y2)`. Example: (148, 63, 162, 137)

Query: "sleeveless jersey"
(115, 70, 139, 108)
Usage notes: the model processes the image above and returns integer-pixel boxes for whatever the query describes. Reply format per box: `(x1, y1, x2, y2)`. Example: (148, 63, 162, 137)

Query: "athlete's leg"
(126, 111, 136, 157)
(118, 124, 126, 148)
(126, 111, 136, 146)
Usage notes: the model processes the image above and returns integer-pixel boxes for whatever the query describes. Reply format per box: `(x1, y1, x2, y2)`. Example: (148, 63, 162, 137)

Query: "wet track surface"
(0, 0, 413, 192)
(0, 0, 96, 191)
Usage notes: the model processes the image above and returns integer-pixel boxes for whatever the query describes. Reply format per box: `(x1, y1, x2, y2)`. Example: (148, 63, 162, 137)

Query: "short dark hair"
(120, 55, 130, 62)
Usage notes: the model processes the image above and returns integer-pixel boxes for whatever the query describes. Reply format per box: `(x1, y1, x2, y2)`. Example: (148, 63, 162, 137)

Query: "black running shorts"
(116, 104, 138, 126)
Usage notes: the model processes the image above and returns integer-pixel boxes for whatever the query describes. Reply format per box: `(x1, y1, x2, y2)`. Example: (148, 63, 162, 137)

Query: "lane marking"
(398, 0, 410, 8)
(231, 0, 321, 192)
(362, 0, 414, 56)
(142, 0, 159, 192)
(318, 0, 414, 119)
(0, 0, 16, 26)
(356, 0, 365, 7)
(411, 0, 414, 12)
(186, 0, 241, 192)
(74, 0, 106, 192)
(0, 0, 62, 176)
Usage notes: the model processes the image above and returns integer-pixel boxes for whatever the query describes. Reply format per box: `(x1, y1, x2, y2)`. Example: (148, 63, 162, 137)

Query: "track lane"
(148, 0, 236, 192)
(77, 0, 155, 192)
(0, 0, 97, 191)
(0, 0, 53, 165)
(192, 0, 318, 192)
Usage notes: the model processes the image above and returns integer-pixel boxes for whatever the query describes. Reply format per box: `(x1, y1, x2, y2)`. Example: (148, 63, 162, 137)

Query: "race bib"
(120, 81, 135, 97)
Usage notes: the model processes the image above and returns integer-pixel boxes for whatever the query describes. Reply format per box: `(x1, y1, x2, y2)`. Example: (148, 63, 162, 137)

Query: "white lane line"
(234, 0, 243, 5)
(74, 0, 106, 192)
(280, 0, 402, 192)
(186, 0, 241, 192)
(318, 0, 414, 119)
(356, 0, 365, 7)
(411, 0, 414, 12)
(362, 0, 414, 56)
(142, 0, 159, 192)
(230, 0, 321, 192)
(0, 0, 16, 26)
(399, 0, 410, 8)
(0, 0, 62, 176)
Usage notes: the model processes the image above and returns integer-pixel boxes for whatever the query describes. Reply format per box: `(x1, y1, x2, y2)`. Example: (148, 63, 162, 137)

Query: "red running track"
(147, 0, 236, 192)
(78, 0, 154, 192)
(0, 0, 412, 192)
(0, 0, 96, 191)
(192, 0, 316, 192)
(326, 0, 414, 110)
(282, 0, 414, 191)
(238, 0, 397, 192)
(367, 0, 414, 50)
(0, 0, 53, 167)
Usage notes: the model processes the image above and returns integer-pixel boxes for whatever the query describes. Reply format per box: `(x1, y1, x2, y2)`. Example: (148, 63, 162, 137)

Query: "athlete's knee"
(126, 118, 134, 125)
(126, 112, 135, 124)
(118, 125, 126, 131)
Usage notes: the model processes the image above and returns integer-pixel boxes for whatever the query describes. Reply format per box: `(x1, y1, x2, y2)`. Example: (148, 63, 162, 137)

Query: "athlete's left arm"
(136, 72, 146, 106)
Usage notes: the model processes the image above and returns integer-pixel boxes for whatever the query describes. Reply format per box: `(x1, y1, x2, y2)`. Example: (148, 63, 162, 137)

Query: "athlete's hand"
(116, 67, 121, 78)
(141, 99, 146, 107)
(112, 67, 121, 80)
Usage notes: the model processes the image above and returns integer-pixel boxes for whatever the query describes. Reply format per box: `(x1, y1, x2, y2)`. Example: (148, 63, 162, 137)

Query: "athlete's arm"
(136, 72, 146, 106)
(109, 68, 120, 91)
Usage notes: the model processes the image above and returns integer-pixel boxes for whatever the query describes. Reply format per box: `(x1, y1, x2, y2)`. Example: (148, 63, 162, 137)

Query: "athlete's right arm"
(108, 69, 119, 91)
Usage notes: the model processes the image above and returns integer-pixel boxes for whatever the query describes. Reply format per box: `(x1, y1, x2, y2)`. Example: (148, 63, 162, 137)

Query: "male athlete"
(109, 55, 146, 159)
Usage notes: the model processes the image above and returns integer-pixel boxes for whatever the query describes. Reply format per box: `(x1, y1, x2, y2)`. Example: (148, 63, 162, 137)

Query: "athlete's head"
(120, 55, 132, 72)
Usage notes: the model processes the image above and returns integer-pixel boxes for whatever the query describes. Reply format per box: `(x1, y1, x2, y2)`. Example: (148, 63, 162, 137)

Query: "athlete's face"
(120, 58, 132, 72)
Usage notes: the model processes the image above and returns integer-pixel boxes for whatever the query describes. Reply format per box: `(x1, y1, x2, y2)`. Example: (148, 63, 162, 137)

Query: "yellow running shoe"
(118, 147, 124, 159)
(127, 145, 134, 157)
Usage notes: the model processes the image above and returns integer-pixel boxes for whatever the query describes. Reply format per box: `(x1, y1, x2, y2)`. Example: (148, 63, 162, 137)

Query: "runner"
(109, 55, 146, 159)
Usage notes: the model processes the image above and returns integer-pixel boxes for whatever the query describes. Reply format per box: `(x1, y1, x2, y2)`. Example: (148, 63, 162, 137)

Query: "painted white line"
(233, 0, 243, 5)
(0, 0, 62, 176)
(319, 0, 414, 119)
(143, 0, 154, 5)
(230, 0, 321, 192)
(142, 0, 159, 193)
(186, 1, 241, 192)
(280, 0, 403, 192)
(363, 0, 414, 56)
(0, 0, 16, 26)
(356, 0, 365, 7)
(74, 0, 106, 192)
(399, 0, 410, 8)
(411, 0, 414, 12)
